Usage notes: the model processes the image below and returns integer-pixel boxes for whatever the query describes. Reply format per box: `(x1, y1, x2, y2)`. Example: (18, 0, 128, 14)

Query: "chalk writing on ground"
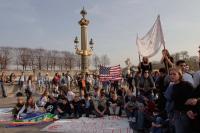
(41, 116, 132, 133)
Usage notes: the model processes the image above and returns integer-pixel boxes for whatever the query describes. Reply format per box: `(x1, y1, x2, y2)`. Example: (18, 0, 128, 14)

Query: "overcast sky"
(0, 0, 200, 66)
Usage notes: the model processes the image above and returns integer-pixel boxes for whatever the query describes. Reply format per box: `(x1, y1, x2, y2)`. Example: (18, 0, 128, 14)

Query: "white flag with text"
(136, 15, 165, 58)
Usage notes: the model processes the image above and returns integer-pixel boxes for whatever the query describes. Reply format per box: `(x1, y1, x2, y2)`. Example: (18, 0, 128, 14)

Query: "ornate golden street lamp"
(74, 8, 94, 74)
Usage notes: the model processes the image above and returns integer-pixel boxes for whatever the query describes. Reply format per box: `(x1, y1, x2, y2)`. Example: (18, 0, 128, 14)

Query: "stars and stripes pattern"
(99, 65, 122, 81)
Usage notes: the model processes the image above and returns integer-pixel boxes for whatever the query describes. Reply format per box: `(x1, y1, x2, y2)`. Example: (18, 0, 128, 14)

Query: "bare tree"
(50, 50, 59, 71)
(17, 48, 32, 71)
(75, 55, 81, 70)
(28, 49, 36, 70)
(14, 48, 20, 70)
(93, 54, 100, 70)
(180, 51, 189, 60)
(100, 54, 110, 66)
(56, 52, 65, 71)
(44, 50, 52, 70)
(63, 52, 75, 70)
(0, 47, 12, 70)
(186, 56, 199, 71)
(34, 48, 45, 70)
(171, 53, 180, 62)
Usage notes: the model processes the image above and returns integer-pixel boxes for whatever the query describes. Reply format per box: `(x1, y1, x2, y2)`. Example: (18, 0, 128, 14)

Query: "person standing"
(52, 73, 60, 87)
(9, 73, 16, 85)
(37, 72, 44, 92)
(25, 75, 35, 97)
(127, 73, 134, 92)
(44, 73, 51, 91)
(66, 71, 72, 90)
(93, 75, 100, 90)
(167, 68, 193, 133)
(0, 72, 7, 97)
(19, 71, 26, 91)
(60, 73, 67, 86)
(193, 69, 200, 89)
(85, 73, 92, 93)
(160, 49, 174, 73)
(176, 60, 195, 87)
(155, 68, 170, 111)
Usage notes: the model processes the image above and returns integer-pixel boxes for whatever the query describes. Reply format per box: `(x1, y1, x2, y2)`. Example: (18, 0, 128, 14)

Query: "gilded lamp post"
(74, 8, 94, 74)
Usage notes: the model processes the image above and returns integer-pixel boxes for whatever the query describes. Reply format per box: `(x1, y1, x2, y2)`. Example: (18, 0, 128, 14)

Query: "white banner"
(136, 15, 165, 58)
(41, 116, 132, 133)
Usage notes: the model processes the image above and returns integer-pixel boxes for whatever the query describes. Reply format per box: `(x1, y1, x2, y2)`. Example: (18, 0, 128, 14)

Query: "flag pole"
(138, 52, 141, 63)
(159, 15, 169, 74)
(136, 34, 141, 63)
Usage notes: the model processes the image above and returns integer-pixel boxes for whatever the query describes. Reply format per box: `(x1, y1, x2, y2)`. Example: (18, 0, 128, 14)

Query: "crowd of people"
(1, 49, 200, 133)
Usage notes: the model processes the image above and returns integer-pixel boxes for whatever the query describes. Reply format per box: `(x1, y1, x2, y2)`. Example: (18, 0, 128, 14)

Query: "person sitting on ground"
(57, 87, 67, 99)
(66, 88, 75, 115)
(125, 89, 134, 106)
(52, 83, 60, 98)
(108, 92, 122, 116)
(125, 96, 138, 120)
(44, 95, 57, 114)
(93, 87, 100, 98)
(67, 88, 75, 103)
(93, 89, 108, 117)
(117, 87, 127, 98)
(108, 88, 115, 99)
(57, 95, 71, 118)
(144, 95, 156, 113)
(38, 89, 49, 107)
(17, 96, 40, 119)
(83, 93, 94, 117)
(72, 95, 84, 118)
(12, 92, 25, 119)
(150, 108, 163, 133)
(134, 96, 146, 132)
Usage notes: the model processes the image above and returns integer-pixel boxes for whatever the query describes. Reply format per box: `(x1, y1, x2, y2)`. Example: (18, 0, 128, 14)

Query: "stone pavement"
(0, 84, 136, 133)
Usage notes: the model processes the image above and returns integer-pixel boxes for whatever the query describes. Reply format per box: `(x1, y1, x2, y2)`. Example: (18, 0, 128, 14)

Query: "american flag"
(99, 65, 122, 81)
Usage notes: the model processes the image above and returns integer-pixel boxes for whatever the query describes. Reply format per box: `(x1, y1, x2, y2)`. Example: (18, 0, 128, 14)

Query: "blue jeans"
(135, 110, 145, 130)
(174, 112, 190, 133)
(151, 127, 162, 133)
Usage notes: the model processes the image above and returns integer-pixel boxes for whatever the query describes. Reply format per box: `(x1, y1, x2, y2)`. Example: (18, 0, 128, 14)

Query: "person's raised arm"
(165, 56, 174, 67)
